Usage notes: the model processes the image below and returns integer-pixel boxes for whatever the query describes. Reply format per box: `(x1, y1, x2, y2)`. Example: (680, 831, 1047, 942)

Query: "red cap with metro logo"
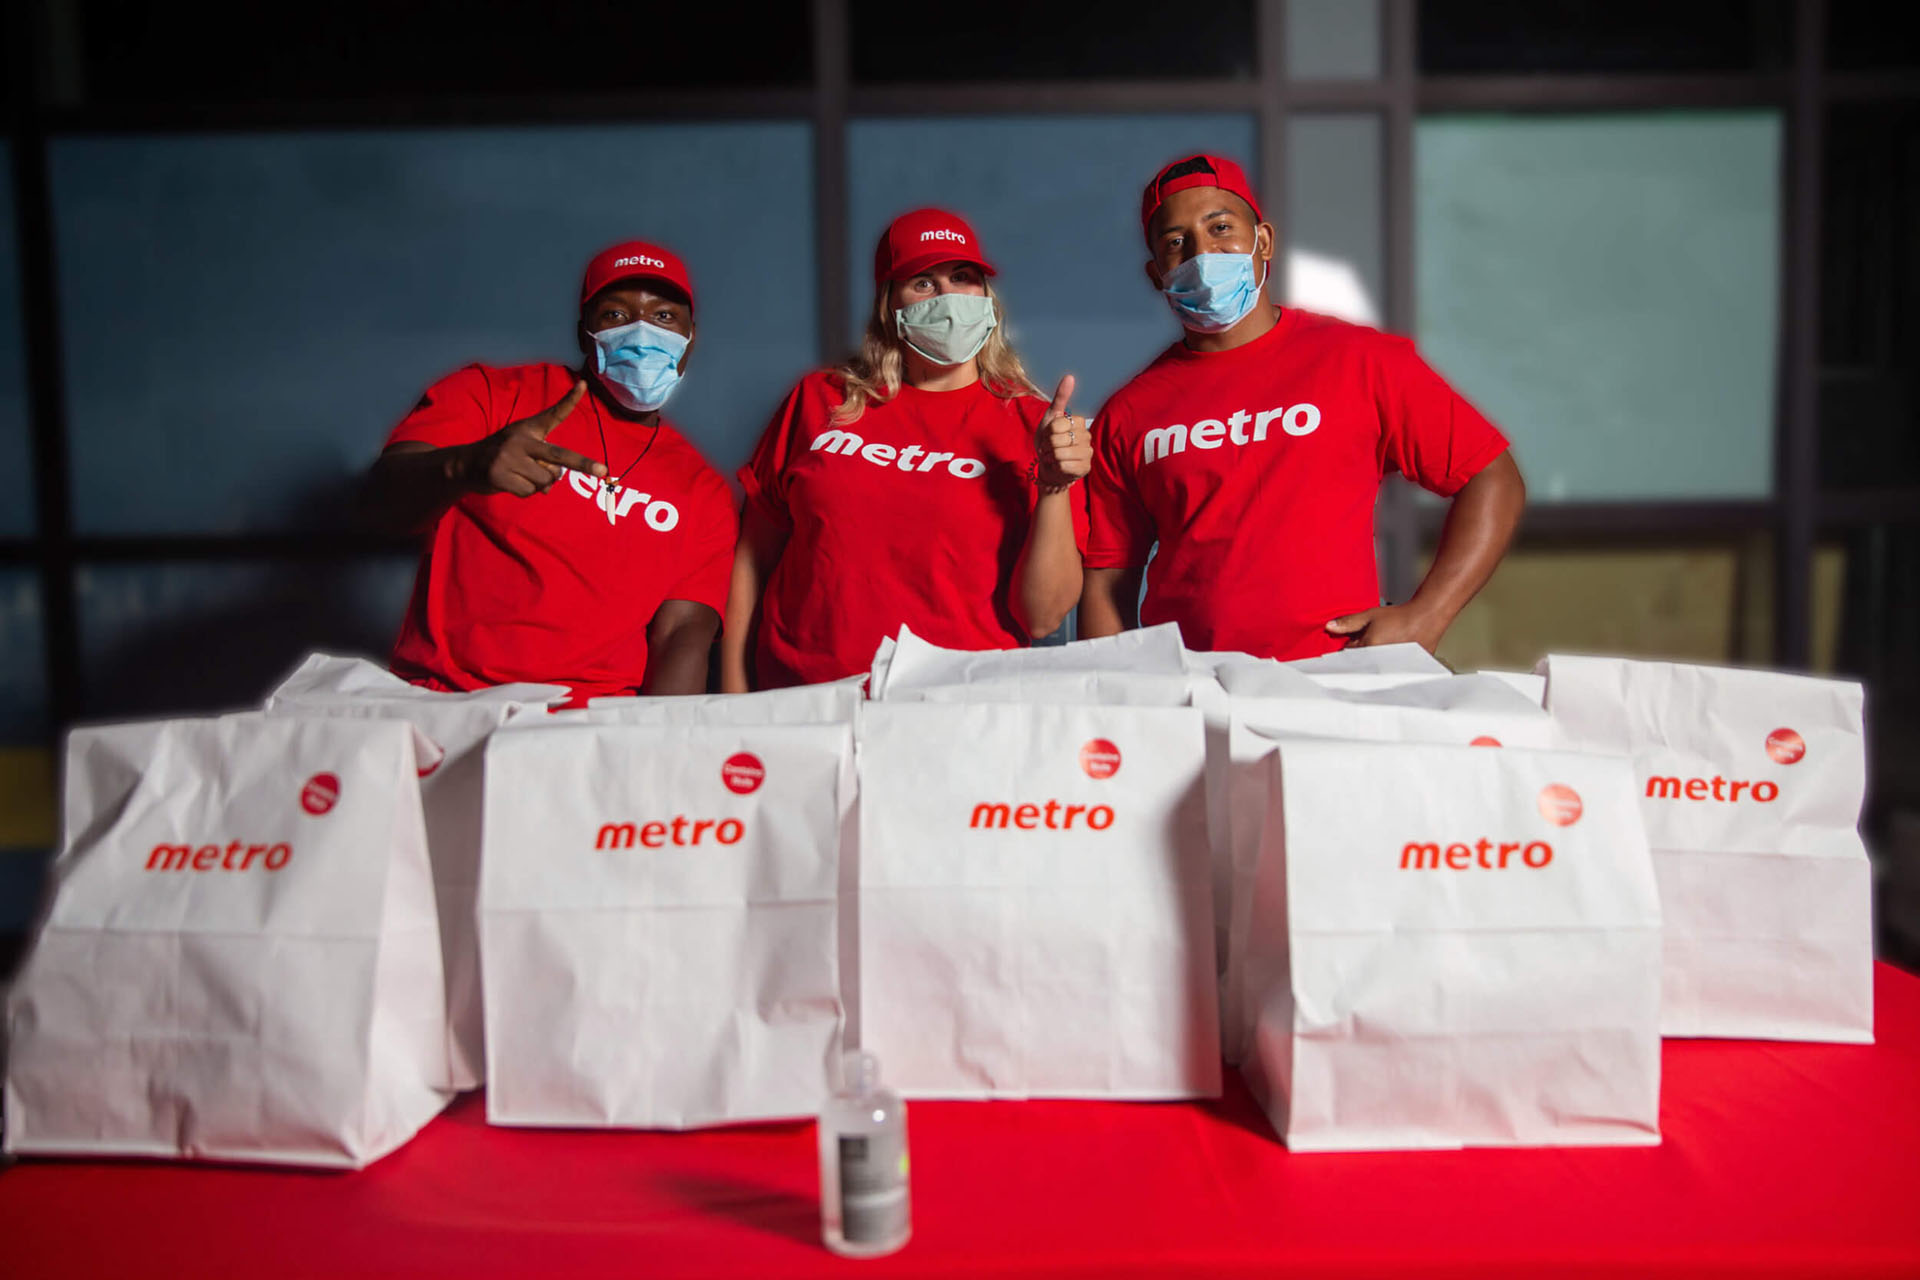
(1140, 154, 1264, 241)
(579, 240, 695, 309)
(873, 208, 998, 283)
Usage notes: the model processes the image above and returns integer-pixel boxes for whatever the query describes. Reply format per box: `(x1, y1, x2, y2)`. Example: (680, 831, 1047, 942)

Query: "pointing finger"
(527, 381, 588, 438)
(530, 439, 607, 477)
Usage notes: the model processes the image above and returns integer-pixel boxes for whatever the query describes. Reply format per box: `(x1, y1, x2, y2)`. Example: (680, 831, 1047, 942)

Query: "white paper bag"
(588, 678, 864, 725)
(1282, 642, 1449, 676)
(5, 714, 450, 1168)
(1542, 655, 1873, 1042)
(481, 722, 852, 1128)
(1219, 675, 1556, 1063)
(266, 651, 564, 1090)
(1245, 740, 1663, 1151)
(856, 702, 1218, 1099)
(878, 622, 1189, 697)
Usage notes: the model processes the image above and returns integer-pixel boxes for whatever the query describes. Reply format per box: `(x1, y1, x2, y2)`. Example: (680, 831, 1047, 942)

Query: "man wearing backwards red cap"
(360, 241, 736, 699)
(1078, 154, 1526, 659)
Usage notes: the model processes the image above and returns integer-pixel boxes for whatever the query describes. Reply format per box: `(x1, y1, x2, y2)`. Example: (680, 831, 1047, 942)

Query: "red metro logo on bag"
(300, 773, 340, 816)
(1538, 784, 1584, 827)
(1766, 727, 1806, 766)
(1080, 738, 1122, 780)
(721, 753, 766, 795)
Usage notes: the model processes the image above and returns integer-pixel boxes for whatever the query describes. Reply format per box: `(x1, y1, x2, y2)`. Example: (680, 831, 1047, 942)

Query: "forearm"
(1011, 489, 1084, 641)
(1077, 566, 1142, 639)
(1408, 451, 1525, 631)
(358, 443, 475, 534)
(720, 541, 764, 694)
(642, 625, 716, 695)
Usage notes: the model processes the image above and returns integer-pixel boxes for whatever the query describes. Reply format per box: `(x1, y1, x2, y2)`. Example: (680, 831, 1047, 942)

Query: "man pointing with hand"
(1079, 154, 1525, 659)
(362, 240, 736, 699)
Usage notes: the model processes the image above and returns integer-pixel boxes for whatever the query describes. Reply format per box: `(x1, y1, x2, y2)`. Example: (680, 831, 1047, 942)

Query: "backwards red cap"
(1140, 154, 1263, 241)
(579, 240, 695, 310)
(873, 208, 998, 283)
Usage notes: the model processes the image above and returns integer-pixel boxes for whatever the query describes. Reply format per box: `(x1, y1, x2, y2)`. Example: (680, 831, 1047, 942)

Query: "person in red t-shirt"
(723, 208, 1092, 690)
(360, 240, 736, 701)
(1079, 154, 1526, 660)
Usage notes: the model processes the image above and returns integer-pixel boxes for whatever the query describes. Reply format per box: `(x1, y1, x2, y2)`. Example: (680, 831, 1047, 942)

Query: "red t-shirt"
(739, 370, 1090, 688)
(386, 362, 736, 701)
(1085, 308, 1509, 660)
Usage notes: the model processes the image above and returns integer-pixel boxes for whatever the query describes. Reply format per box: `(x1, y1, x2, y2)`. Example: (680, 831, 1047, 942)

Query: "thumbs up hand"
(1034, 374, 1092, 492)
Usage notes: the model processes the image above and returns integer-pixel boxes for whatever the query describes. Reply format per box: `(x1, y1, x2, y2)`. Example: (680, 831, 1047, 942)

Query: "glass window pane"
(1418, 0, 1788, 74)
(75, 557, 415, 718)
(851, 1, 1255, 82)
(0, 142, 33, 538)
(1416, 112, 1782, 502)
(848, 115, 1258, 414)
(1287, 0, 1381, 80)
(0, 570, 47, 743)
(1828, 6, 1920, 72)
(52, 124, 817, 535)
(77, 3, 811, 101)
(1430, 540, 1773, 671)
(1820, 102, 1920, 491)
(1285, 114, 1384, 326)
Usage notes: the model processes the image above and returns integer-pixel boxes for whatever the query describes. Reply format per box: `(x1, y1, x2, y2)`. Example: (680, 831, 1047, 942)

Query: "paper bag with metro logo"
(480, 720, 851, 1128)
(1542, 655, 1873, 1042)
(856, 701, 1218, 1100)
(1243, 740, 1662, 1151)
(4, 713, 450, 1168)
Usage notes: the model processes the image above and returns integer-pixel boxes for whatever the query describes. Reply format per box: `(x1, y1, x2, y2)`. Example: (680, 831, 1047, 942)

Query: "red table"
(6, 963, 1920, 1279)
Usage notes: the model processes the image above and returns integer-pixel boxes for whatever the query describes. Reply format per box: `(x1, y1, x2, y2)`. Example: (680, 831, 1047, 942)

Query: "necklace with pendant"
(590, 396, 661, 527)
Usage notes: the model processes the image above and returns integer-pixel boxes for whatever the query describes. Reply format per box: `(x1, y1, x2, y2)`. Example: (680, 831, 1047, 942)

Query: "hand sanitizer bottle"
(819, 1050, 911, 1257)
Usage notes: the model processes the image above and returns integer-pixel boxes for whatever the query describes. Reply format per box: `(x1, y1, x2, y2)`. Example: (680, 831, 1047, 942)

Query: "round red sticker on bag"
(1538, 784, 1583, 827)
(1470, 736, 1502, 747)
(1766, 728, 1806, 765)
(1080, 739, 1122, 780)
(301, 773, 340, 816)
(721, 753, 765, 795)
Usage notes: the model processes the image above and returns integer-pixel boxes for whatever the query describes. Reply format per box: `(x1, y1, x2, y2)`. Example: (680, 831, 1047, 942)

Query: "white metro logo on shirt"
(810, 429, 987, 478)
(1141, 402, 1322, 467)
(919, 229, 966, 244)
(613, 254, 666, 270)
(565, 470, 681, 529)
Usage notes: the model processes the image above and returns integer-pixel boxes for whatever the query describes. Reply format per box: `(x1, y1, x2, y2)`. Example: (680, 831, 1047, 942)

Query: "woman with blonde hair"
(724, 208, 1090, 690)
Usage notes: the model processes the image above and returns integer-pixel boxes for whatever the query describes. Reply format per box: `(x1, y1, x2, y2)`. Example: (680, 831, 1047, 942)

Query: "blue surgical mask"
(1160, 246, 1270, 334)
(895, 292, 999, 366)
(590, 318, 688, 412)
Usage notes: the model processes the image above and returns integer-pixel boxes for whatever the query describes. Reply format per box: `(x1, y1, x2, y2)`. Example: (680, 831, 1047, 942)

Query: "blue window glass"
(0, 570, 46, 743)
(51, 124, 817, 535)
(1, 142, 33, 538)
(848, 115, 1259, 417)
(75, 558, 416, 718)
(1416, 112, 1782, 502)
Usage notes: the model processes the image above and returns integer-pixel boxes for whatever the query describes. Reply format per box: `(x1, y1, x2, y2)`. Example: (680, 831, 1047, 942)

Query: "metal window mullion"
(1381, 0, 1420, 605)
(1774, 0, 1825, 669)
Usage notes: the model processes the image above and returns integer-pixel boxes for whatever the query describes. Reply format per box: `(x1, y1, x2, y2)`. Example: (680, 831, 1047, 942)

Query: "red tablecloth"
(6, 963, 1920, 1279)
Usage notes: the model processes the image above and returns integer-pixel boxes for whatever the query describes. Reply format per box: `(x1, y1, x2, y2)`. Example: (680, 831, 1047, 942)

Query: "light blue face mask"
(1159, 243, 1271, 334)
(590, 318, 688, 413)
(895, 292, 999, 366)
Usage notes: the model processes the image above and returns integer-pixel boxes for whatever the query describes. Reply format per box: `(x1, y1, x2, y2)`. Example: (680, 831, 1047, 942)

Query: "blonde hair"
(829, 279, 1043, 425)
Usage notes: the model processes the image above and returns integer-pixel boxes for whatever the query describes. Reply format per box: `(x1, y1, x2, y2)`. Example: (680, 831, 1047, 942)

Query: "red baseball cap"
(1140, 154, 1263, 241)
(873, 208, 998, 283)
(579, 240, 695, 309)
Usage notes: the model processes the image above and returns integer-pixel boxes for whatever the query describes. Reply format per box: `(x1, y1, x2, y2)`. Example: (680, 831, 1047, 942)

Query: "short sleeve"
(1082, 398, 1155, 570)
(664, 474, 740, 623)
(1374, 337, 1510, 498)
(735, 377, 827, 532)
(385, 364, 499, 451)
